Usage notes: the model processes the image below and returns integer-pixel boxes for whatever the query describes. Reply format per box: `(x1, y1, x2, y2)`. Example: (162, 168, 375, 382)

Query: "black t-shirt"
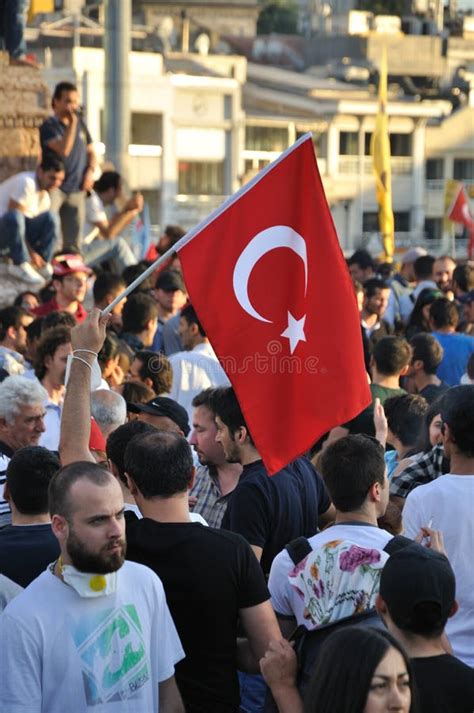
(412, 654, 474, 713)
(125, 515, 269, 713)
(0, 523, 60, 587)
(344, 383, 406, 437)
(221, 457, 330, 577)
(418, 383, 449, 405)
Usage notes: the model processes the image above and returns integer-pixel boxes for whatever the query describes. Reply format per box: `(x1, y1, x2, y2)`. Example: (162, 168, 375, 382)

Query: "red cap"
(89, 417, 106, 452)
(52, 254, 92, 277)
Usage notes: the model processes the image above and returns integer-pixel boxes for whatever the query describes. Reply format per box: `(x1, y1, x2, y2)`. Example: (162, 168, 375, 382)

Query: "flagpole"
(102, 132, 314, 316)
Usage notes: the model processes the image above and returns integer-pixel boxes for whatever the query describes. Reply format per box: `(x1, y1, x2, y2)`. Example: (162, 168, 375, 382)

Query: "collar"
(0, 440, 15, 458)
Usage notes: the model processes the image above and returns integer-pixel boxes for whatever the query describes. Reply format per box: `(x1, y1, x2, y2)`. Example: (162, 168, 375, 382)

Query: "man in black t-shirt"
(40, 81, 96, 254)
(211, 387, 334, 577)
(377, 543, 474, 713)
(123, 429, 281, 713)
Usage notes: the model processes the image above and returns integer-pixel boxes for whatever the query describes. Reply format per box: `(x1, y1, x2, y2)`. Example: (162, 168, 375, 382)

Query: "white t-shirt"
(0, 172, 50, 219)
(403, 474, 474, 667)
(83, 191, 107, 244)
(0, 561, 184, 712)
(169, 343, 230, 425)
(268, 524, 393, 626)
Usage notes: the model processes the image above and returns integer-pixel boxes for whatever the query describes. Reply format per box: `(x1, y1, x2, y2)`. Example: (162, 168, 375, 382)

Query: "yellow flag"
(371, 47, 395, 261)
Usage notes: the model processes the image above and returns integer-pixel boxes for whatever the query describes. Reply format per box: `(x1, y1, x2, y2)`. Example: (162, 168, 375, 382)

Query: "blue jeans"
(0, 0, 29, 59)
(238, 672, 268, 713)
(83, 235, 136, 273)
(0, 209, 57, 264)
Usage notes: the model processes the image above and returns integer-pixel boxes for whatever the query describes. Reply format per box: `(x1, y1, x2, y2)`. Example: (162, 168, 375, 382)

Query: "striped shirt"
(189, 465, 233, 529)
(0, 441, 14, 527)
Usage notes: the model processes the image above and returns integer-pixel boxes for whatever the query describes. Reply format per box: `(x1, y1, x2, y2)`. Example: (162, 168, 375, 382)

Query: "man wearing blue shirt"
(430, 297, 474, 386)
(40, 82, 96, 255)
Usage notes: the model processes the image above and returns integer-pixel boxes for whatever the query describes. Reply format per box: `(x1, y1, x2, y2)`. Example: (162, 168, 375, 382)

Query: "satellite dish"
(195, 33, 210, 56)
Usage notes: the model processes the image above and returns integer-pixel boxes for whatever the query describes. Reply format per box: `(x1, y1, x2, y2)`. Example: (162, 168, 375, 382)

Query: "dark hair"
(409, 333, 444, 374)
(13, 291, 39, 308)
(26, 316, 44, 344)
(93, 171, 121, 194)
(192, 387, 217, 410)
(122, 380, 156, 403)
(122, 262, 155, 291)
(320, 435, 386, 511)
(42, 310, 76, 331)
(48, 461, 113, 519)
(429, 298, 459, 329)
(121, 293, 158, 334)
(452, 264, 474, 294)
(39, 155, 65, 173)
(373, 336, 412, 376)
(211, 387, 254, 445)
(164, 225, 186, 243)
(134, 350, 173, 394)
(7, 447, 60, 515)
(52, 81, 77, 101)
(34, 325, 71, 380)
(0, 306, 28, 341)
(93, 272, 125, 305)
(347, 249, 375, 271)
(106, 420, 157, 483)
(304, 627, 417, 713)
(414, 255, 435, 281)
(98, 331, 119, 368)
(181, 304, 206, 338)
(406, 289, 442, 338)
(415, 396, 444, 453)
(384, 394, 428, 448)
(467, 353, 474, 380)
(440, 385, 474, 457)
(363, 277, 389, 299)
(124, 430, 194, 497)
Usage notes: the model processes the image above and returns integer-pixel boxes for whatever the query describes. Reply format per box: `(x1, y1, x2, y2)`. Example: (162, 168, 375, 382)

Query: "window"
(245, 126, 288, 152)
(296, 131, 327, 157)
(178, 161, 224, 195)
(426, 158, 444, 180)
(131, 113, 163, 146)
(364, 133, 412, 156)
(339, 131, 358, 156)
(453, 159, 474, 181)
(363, 211, 410, 232)
(363, 212, 379, 232)
(394, 212, 410, 231)
(424, 218, 443, 240)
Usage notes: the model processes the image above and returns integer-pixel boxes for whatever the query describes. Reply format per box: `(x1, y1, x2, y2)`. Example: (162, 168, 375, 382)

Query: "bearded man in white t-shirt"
(0, 460, 185, 713)
(268, 434, 394, 633)
(0, 156, 65, 285)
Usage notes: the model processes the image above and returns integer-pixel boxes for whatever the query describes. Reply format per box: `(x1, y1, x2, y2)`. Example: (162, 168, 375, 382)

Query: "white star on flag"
(281, 312, 306, 354)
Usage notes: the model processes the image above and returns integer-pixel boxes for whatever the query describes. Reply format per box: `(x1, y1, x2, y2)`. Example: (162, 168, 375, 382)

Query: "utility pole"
(104, 0, 131, 181)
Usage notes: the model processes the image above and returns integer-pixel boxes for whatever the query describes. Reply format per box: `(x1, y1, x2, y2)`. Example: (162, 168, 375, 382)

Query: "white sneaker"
(7, 262, 45, 286)
(37, 263, 53, 280)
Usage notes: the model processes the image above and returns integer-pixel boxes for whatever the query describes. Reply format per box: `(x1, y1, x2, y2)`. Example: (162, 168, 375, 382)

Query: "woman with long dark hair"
(261, 626, 418, 713)
(405, 289, 442, 340)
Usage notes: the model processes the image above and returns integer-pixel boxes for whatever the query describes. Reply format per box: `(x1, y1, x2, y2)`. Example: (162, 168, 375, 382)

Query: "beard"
(66, 527, 126, 574)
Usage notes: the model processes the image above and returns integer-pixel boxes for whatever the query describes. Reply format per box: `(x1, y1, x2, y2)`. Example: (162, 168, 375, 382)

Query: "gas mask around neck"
(58, 558, 118, 598)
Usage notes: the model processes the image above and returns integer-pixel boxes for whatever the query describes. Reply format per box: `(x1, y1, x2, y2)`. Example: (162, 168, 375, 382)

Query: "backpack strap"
(285, 536, 312, 565)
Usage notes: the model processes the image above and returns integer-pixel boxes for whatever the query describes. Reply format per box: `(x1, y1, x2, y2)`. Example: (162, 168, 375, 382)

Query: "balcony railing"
(337, 156, 413, 176)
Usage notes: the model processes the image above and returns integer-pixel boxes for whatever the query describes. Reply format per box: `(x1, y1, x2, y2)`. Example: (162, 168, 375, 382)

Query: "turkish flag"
(447, 185, 474, 258)
(176, 134, 371, 474)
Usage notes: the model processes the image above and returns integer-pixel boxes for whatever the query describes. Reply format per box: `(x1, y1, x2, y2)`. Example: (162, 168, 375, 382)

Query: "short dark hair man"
(212, 387, 334, 576)
(408, 333, 449, 403)
(433, 255, 456, 295)
(124, 429, 281, 712)
(0, 446, 60, 587)
(128, 350, 173, 396)
(40, 81, 97, 253)
(120, 292, 158, 354)
(347, 249, 376, 284)
(429, 298, 474, 386)
(399, 255, 437, 324)
(269, 434, 392, 634)
(0, 460, 185, 711)
(403, 385, 474, 666)
(0, 306, 33, 376)
(0, 156, 65, 285)
(376, 543, 474, 712)
(188, 388, 242, 528)
(92, 272, 126, 332)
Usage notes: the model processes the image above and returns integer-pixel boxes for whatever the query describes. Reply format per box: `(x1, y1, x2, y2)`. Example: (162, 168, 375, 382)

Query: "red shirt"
(32, 298, 88, 323)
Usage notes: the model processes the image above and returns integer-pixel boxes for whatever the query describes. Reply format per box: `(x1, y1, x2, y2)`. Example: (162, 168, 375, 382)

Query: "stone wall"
(0, 52, 50, 183)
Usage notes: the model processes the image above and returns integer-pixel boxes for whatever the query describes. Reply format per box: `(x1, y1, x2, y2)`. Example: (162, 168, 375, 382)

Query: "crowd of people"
(0, 76, 474, 713)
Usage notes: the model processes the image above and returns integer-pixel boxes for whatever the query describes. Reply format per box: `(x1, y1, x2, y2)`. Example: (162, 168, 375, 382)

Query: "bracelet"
(73, 349, 98, 356)
(71, 355, 93, 372)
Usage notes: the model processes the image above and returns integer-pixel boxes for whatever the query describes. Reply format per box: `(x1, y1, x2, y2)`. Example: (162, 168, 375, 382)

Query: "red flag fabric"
(447, 184, 474, 228)
(176, 134, 371, 474)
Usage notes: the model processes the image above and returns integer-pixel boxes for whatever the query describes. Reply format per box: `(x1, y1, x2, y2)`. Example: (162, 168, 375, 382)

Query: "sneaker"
(37, 263, 54, 280)
(7, 262, 45, 286)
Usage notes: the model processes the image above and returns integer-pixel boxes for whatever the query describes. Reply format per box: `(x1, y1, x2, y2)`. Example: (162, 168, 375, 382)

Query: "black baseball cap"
(130, 396, 190, 436)
(155, 270, 185, 293)
(380, 543, 455, 632)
